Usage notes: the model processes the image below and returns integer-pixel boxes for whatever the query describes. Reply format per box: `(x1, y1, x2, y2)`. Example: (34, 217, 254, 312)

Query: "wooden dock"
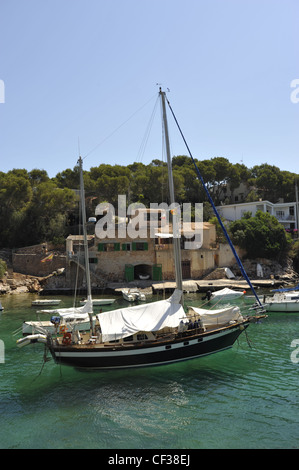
(151, 278, 288, 294)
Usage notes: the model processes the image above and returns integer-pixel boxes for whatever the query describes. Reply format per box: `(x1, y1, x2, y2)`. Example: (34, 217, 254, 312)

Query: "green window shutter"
(132, 242, 136, 251)
(98, 243, 104, 252)
(125, 264, 134, 281)
(152, 264, 162, 281)
(143, 242, 148, 251)
(114, 243, 120, 251)
(122, 243, 127, 251)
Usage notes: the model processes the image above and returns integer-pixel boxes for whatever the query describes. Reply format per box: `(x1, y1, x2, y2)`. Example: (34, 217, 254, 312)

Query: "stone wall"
(12, 252, 66, 276)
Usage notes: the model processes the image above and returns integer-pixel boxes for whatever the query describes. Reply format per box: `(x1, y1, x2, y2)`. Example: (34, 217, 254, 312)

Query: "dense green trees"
(0, 157, 298, 251)
(0, 169, 77, 248)
(229, 211, 291, 260)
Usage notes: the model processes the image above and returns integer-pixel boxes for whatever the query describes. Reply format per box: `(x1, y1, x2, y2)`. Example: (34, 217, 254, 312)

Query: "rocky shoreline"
(0, 257, 298, 296)
(0, 269, 66, 295)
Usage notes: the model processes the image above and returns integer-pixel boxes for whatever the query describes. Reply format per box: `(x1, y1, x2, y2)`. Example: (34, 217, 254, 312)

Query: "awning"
(154, 233, 173, 238)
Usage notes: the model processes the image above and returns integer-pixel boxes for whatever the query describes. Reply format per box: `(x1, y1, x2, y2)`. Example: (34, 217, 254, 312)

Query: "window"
(98, 243, 120, 252)
(122, 243, 131, 251)
(137, 334, 148, 341)
(276, 211, 285, 219)
(132, 242, 148, 251)
(124, 335, 134, 342)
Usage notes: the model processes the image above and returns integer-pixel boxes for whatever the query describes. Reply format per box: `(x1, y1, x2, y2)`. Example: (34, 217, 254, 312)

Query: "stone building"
(65, 208, 240, 285)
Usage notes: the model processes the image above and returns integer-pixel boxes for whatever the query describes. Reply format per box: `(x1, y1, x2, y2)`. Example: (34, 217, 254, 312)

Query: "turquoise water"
(0, 293, 298, 449)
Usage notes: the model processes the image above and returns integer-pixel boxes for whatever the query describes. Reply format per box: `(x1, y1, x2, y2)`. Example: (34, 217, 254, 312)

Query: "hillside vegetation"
(0, 158, 298, 263)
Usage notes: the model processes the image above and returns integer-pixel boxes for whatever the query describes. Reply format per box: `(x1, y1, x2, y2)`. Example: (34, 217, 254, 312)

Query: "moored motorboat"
(122, 289, 146, 302)
(79, 298, 116, 306)
(261, 283, 299, 312)
(32, 299, 61, 306)
(210, 287, 245, 302)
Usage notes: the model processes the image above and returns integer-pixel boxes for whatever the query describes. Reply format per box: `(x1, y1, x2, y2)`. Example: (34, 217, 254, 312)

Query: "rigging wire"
(136, 94, 159, 163)
(164, 92, 263, 309)
(83, 93, 158, 162)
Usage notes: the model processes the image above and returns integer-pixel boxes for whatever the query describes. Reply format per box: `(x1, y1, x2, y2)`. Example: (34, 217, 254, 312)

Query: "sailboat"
(17, 89, 266, 369)
(19, 159, 96, 338)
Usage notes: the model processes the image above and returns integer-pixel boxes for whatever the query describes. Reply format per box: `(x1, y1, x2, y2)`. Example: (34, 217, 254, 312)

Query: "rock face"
(202, 257, 298, 283)
(0, 269, 66, 295)
(0, 272, 41, 294)
(239, 258, 298, 282)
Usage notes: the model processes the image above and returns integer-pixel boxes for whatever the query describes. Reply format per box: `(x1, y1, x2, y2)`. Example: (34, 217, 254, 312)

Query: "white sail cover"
(37, 298, 93, 321)
(211, 287, 244, 299)
(190, 305, 243, 327)
(97, 289, 186, 342)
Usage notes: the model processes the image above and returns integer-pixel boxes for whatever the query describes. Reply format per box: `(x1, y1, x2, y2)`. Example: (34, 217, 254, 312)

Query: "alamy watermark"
(94, 196, 203, 249)
(290, 339, 299, 364)
(0, 79, 5, 103)
(290, 79, 299, 104)
(0, 340, 4, 363)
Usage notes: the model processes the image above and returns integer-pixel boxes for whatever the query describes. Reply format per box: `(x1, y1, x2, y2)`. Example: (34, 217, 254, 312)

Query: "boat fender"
(62, 332, 72, 345)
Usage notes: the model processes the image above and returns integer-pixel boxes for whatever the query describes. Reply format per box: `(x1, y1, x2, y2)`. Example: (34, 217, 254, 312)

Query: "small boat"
(22, 315, 93, 336)
(0, 301, 3, 312)
(122, 289, 146, 302)
(79, 298, 116, 306)
(32, 299, 61, 306)
(17, 334, 48, 348)
(262, 292, 299, 312)
(262, 283, 299, 312)
(139, 274, 150, 280)
(210, 287, 245, 301)
(22, 300, 95, 335)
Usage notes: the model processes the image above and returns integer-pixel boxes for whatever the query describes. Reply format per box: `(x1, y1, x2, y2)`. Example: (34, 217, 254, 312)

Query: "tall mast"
(78, 156, 94, 332)
(295, 179, 299, 238)
(159, 88, 183, 295)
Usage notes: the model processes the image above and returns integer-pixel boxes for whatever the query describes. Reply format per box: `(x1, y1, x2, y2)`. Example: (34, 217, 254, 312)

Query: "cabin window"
(124, 335, 134, 342)
(137, 334, 148, 341)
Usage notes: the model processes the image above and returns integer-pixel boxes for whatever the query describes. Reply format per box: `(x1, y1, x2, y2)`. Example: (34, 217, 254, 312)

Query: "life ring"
(59, 325, 66, 334)
(62, 332, 72, 345)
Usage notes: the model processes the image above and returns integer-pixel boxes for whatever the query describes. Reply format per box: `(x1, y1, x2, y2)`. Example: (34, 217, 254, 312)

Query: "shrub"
(229, 211, 291, 259)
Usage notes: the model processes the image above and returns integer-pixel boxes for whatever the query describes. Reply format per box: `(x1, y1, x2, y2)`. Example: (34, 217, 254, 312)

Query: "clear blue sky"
(0, 0, 298, 177)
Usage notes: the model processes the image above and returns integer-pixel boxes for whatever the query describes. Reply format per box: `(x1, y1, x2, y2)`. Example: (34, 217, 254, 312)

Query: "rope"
(83, 93, 157, 160)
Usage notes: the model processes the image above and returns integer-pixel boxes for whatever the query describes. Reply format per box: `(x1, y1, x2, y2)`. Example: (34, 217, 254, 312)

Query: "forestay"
(97, 289, 186, 342)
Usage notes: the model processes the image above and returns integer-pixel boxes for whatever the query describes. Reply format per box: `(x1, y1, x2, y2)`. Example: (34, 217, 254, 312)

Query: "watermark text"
(290, 79, 299, 104)
(0, 340, 4, 363)
(94, 196, 203, 249)
(290, 339, 299, 364)
(0, 80, 5, 103)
